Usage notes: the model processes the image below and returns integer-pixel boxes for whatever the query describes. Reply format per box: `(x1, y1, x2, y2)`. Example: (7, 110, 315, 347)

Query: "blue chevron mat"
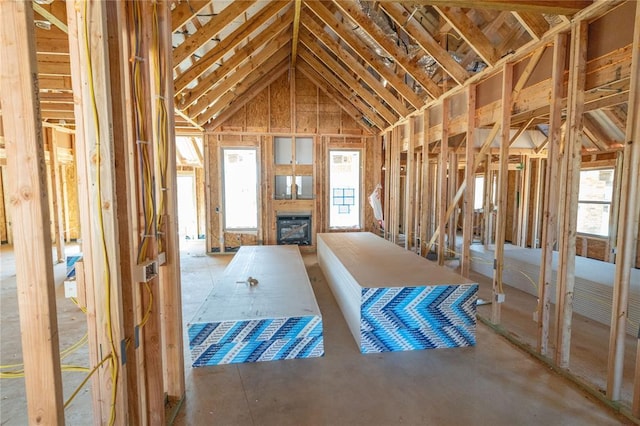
(189, 316, 324, 366)
(359, 284, 478, 353)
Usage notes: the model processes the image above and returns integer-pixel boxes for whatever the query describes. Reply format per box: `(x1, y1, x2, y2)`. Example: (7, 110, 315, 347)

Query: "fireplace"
(277, 213, 312, 245)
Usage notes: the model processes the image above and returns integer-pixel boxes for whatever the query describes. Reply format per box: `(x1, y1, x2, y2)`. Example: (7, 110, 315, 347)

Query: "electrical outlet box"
(134, 259, 158, 283)
(64, 280, 78, 298)
(496, 293, 506, 303)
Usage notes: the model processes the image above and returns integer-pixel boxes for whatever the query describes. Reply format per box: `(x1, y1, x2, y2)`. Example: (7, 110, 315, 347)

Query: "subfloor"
(0, 240, 633, 425)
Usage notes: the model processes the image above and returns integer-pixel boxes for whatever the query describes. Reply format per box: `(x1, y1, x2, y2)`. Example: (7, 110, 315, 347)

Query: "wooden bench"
(318, 232, 478, 354)
(188, 245, 324, 366)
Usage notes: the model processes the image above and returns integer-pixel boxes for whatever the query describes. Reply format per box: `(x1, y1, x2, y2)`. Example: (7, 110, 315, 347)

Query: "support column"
(611, 0, 640, 406)
(537, 33, 567, 356)
(420, 110, 430, 257)
(50, 130, 66, 262)
(555, 21, 587, 368)
(383, 131, 392, 241)
(437, 98, 450, 265)
(462, 85, 477, 277)
(405, 118, 416, 251)
(491, 63, 513, 324)
(0, 2, 64, 423)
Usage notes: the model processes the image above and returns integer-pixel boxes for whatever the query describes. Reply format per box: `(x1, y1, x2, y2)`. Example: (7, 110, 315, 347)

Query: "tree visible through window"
(577, 169, 614, 236)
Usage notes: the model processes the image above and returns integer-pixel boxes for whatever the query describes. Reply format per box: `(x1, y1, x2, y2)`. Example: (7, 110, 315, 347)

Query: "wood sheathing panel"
(63, 163, 80, 241)
(195, 167, 206, 238)
(0, 168, 6, 243)
(318, 90, 341, 133)
(226, 105, 246, 129)
(246, 87, 269, 131)
(270, 72, 291, 131)
(295, 72, 317, 133)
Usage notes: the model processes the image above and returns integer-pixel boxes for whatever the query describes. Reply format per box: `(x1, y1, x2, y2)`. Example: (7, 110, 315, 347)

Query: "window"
(474, 176, 484, 210)
(577, 168, 614, 236)
(329, 150, 360, 228)
(223, 149, 258, 230)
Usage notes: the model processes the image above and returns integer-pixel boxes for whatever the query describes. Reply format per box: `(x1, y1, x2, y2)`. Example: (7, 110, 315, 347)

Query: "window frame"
(222, 147, 259, 231)
(576, 167, 615, 238)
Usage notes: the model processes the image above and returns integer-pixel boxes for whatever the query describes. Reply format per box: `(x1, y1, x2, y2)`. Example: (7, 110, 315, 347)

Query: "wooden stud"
(49, 130, 66, 262)
(437, 98, 450, 265)
(462, 85, 477, 277)
(555, 20, 587, 368)
(537, 30, 568, 355)
(420, 110, 430, 256)
(405, 119, 416, 250)
(608, 152, 623, 263)
(153, 0, 187, 407)
(483, 156, 493, 248)
(530, 157, 543, 248)
(516, 155, 531, 247)
(447, 150, 458, 257)
(0, 2, 65, 423)
(491, 62, 514, 324)
(611, 0, 640, 406)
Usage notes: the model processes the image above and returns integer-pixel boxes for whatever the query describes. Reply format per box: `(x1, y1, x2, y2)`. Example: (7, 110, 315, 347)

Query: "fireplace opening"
(277, 213, 312, 245)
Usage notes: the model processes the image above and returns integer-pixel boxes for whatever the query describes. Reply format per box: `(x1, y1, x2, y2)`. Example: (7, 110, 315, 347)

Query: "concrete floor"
(0, 240, 632, 425)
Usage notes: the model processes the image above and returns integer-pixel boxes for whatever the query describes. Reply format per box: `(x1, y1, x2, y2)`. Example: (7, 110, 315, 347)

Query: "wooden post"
(491, 62, 513, 324)
(517, 155, 531, 247)
(483, 159, 493, 248)
(0, 2, 65, 423)
(420, 110, 430, 257)
(66, 1, 132, 422)
(447, 151, 458, 257)
(204, 136, 212, 251)
(555, 21, 587, 368)
(61, 163, 72, 242)
(537, 33, 567, 356)
(405, 118, 416, 251)
(153, 0, 186, 405)
(608, 151, 623, 263)
(383, 131, 392, 241)
(530, 157, 544, 249)
(438, 98, 450, 265)
(611, 0, 640, 405)
(462, 85, 477, 277)
(49, 130, 66, 262)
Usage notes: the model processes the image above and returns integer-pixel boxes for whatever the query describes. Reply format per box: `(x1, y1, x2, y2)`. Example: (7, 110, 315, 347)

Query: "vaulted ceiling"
(12, 0, 632, 152)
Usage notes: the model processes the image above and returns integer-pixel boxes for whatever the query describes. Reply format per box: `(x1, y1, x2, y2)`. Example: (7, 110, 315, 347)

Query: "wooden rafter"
(298, 35, 398, 125)
(409, 0, 591, 15)
(301, 12, 410, 118)
(513, 11, 550, 41)
(172, 1, 256, 69)
(198, 46, 291, 125)
(297, 47, 388, 129)
(187, 30, 292, 118)
(434, 6, 500, 66)
(333, 0, 442, 99)
(179, 9, 293, 111)
(379, 2, 470, 85)
(174, 1, 289, 95)
(170, 0, 210, 33)
(305, 1, 425, 110)
(291, 0, 302, 66)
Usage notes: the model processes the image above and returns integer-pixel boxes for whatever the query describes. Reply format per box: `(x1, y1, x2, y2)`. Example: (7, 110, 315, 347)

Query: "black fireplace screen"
(277, 215, 311, 245)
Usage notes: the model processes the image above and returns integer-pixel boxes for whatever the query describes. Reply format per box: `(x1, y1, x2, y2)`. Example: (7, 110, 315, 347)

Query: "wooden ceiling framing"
(0, 0, 631, 152)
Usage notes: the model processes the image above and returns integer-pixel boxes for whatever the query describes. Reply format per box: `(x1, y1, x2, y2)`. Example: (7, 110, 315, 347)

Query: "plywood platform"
(317, 232, 478, 353)
(188, 246, 324, 366)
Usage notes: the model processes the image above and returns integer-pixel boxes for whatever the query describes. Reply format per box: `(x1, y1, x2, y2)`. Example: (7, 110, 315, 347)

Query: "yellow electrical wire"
(64, 355, 112, 409)
(82, 2, 118, 424)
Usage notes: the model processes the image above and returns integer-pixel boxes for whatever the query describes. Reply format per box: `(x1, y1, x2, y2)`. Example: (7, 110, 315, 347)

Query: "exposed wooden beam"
(555, 19, 588, 369)
(173, 1, 289, 95)
(291, 0, 302, 66)
(409, 1, 592, 15)
(298, 34, 398, 125)
(0, 2, 64, 423)
(297, 61, 377, 133)
(32, 1, 68, 34)
(380, 2, 470, 85)
(172, 1, 256, 68)
(513, 11, 549, 41)
(174, 107, 204, 131)
(491, 62, 513, 324)
(170, 0, 209, 33)
(302, 13, 410, 118)
(333, 0, 442, 99)
(206, 59, 290, 129)
(178, 8, 293, 111)
(305, 1, 425, 110)
(298, 47, 388, 129)
(434, 6, 500, 66)
(187, 30, 291, 118)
